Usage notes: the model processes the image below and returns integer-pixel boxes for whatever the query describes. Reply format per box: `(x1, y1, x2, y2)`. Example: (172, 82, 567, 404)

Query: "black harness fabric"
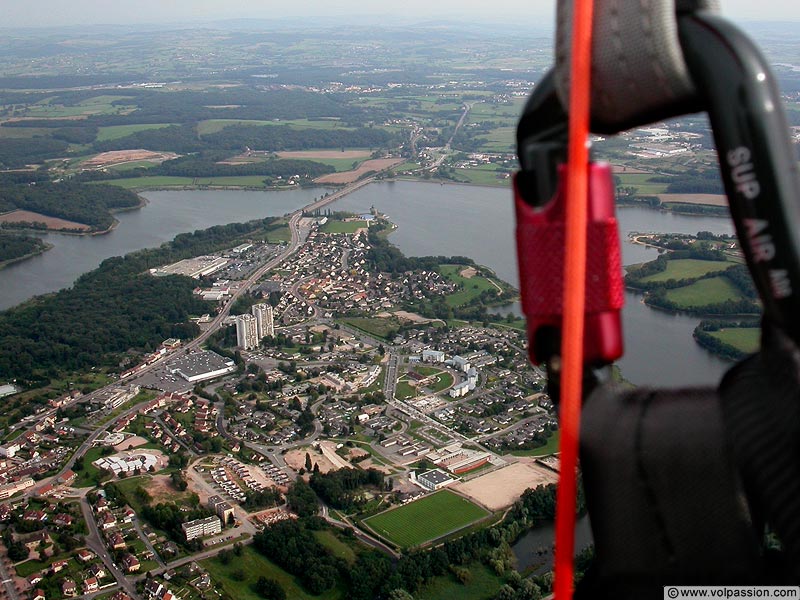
(577, 383, 764, 597)
(555, 0, 719, 133)
(720, 324, 800, 581)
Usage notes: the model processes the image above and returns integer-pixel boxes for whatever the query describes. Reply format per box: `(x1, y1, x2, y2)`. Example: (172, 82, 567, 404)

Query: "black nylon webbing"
(555, 0, 719, 132)
(579, 382, 763, 595)
(720, 326, 800, 581)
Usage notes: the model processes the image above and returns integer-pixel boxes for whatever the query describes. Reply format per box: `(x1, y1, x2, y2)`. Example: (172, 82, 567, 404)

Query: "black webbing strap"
(577, 383, 764, 597)
(720, 324, 800, 582)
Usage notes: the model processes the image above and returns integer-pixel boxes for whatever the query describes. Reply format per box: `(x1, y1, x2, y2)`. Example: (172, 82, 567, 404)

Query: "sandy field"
(0, 209, 90, 231)
(459, 266, 478, 279)
(358, 458, 393, 474)
(453, 460, 559, 511)
(113, 435, 148, 451)
(82, 149, 178, 168)
(657, 193, 728, 207)
(277, 150, 372, 160)
(392, 310, 436, 324)
(148, 474, 184, 503)
(314, 158, 404, 184)
(285, 445, 340, 474)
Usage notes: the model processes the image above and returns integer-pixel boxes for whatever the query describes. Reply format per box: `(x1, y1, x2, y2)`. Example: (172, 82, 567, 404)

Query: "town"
(0, 209, 560, 600)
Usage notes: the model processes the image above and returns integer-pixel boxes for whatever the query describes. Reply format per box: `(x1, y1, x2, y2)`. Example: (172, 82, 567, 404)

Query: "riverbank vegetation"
(0, 233, 50, 265)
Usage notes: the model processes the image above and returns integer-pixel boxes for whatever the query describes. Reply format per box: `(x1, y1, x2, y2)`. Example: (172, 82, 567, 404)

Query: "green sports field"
(363, 490, 489, 548)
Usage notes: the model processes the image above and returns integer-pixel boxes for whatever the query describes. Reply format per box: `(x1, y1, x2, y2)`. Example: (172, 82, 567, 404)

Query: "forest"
(0, 217, 282, 388)
(0, 182, 140, 231)
(309, 467, 385, 511)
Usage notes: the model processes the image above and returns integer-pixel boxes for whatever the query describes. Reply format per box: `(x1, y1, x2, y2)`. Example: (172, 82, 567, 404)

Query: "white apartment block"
(251, 303, 275, 339)
(236, 314, 259, 350)
(181, 516, 222, 541)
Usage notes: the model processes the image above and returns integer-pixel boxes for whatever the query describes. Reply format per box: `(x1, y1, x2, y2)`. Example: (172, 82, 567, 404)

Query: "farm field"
(197, 118, 355, 136)
(0, 209, 90, 231)
(617, 173, 670, 194)
(96, 123, 174, 142)
(274, 151, 371, 172)
(656, 193, 728, 206)
(81, 149, 178, 168)
(363, 490, 489, 548)
(664, 276, 745, 308)
(21, 95, 135, 118)
(639, 258, 733, 283)
(708, 327, 760, 354)
(99, 176, 196, 189)
(314, 158, 404, 184)
(454, 164, 510, 187)
(473, 126, 515, 152)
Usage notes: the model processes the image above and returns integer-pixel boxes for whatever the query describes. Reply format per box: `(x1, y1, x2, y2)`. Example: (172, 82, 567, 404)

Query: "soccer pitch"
(363, 490, 490, 548)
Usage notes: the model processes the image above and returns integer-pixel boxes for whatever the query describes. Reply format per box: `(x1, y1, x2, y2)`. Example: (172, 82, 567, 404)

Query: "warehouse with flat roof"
(167, 351, 236, 383)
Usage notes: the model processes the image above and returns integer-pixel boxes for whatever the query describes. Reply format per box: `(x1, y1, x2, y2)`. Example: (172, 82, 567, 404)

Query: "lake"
(0, 188, 326, 310)
(1, 180, 740, 387)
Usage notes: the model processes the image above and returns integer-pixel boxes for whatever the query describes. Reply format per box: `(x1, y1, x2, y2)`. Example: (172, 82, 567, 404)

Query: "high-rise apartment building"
(251, 303, 274, 340)
(235, 314, 259, 350)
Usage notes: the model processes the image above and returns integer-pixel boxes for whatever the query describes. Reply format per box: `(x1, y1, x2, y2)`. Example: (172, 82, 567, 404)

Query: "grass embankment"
(202, 545, 340, 600)
(414, 366, 455, 392)
(638, 258, 733, 283)
(320, 220, 368, 234)
(439, 264, 503, 307)
(664, 276, 745, 309)
(363, 490, 490, 548)
(340, 317, 403, 340)
(312, 530, 358, 564)
(417, 562, 506, 600)
(73, 446, 107, 488)
(509, 431, 560, 457)
(708, 327, 760, 354)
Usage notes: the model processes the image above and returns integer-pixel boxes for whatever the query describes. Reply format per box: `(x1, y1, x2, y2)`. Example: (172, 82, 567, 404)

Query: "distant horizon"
(1, 0, 798, 30)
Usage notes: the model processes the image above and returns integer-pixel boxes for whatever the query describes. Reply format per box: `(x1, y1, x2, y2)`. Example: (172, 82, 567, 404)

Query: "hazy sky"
(3, 0, 799, 28)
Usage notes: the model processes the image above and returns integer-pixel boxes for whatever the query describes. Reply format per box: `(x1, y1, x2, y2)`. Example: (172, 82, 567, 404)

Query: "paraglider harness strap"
(515, 0, 800, 594)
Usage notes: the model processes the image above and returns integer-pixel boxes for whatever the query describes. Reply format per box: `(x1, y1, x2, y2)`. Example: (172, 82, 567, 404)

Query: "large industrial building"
(236, 314, 259, 350)
(150, 255, 228, 279)
(251, 303, 274, 339)
(167, 351, 237, 383)
(416, 469, 457, 491)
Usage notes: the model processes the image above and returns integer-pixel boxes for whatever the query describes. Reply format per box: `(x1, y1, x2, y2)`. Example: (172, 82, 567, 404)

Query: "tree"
(305, 452, 312, 472)
(255, 577, 286, 600)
